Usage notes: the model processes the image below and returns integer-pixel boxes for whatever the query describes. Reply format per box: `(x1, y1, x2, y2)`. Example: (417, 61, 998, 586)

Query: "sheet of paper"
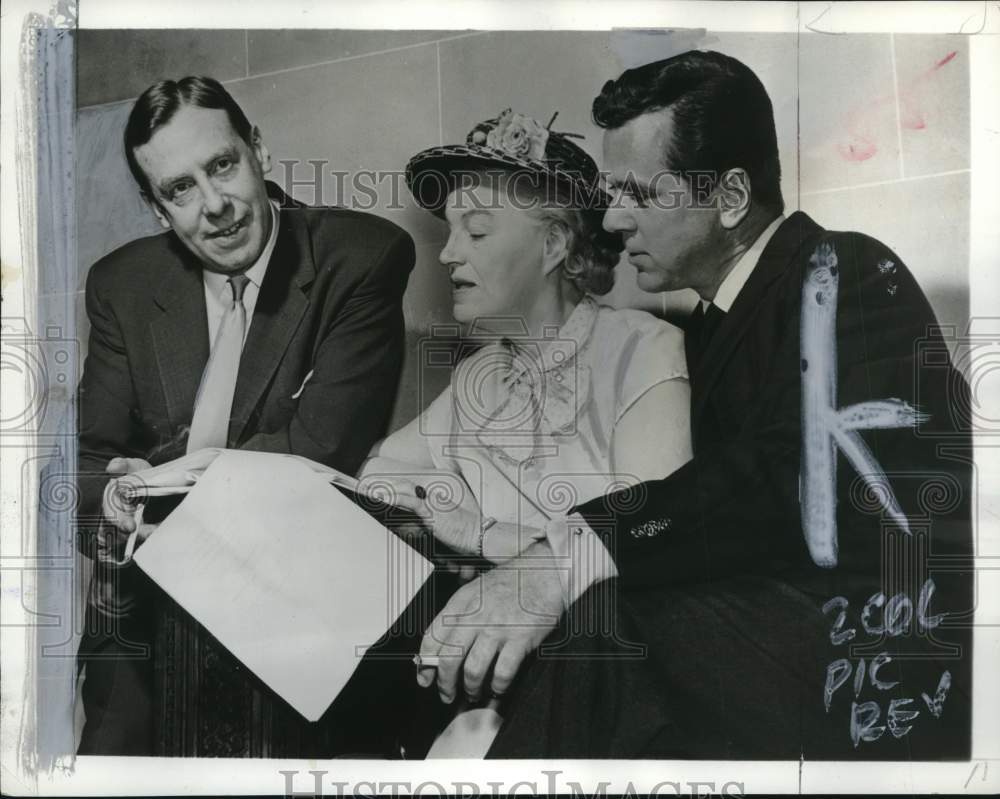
(134, 450, 432, 721)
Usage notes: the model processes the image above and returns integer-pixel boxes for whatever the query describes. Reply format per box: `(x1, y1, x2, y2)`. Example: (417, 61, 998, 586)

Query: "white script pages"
(133, 450, 433, 721)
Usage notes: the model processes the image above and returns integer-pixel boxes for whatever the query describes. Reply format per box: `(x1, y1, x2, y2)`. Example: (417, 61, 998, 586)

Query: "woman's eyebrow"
(461, 210, 494, 222)
(444, 208, 493, 227)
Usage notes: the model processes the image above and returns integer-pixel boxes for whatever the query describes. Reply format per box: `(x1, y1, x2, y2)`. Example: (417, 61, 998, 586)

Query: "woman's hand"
(357, 462, 484, 557)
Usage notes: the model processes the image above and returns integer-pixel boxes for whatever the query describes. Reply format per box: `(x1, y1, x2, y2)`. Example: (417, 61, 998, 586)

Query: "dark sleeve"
(238, 228, 415, 475)
(575, 232, 967, 590)
(76, 263, 144, 554)
(576, 372, 802, 591)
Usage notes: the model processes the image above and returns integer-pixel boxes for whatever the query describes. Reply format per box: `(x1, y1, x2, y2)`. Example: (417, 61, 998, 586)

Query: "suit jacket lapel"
(149, 237, 210, 432)
(691, 212, 823, 432)
(229, 206, 315, 442)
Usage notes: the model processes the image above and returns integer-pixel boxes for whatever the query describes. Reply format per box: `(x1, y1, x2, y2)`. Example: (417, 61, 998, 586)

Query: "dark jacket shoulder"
(812, 223, 935, 319)
(85, 230, 191, 302)
(283, 204, 416, 290)
(295, 204, 412, 247)
(779, 213, 930, 316)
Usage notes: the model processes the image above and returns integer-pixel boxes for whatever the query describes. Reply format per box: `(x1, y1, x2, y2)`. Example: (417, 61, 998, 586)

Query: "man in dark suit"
(417, 51, 973, 759)
(75, 76, 415, 755)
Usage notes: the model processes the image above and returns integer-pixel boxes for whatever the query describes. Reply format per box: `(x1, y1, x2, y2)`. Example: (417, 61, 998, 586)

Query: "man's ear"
(250, 125, 272, 175)
(141, 191, 172, 230)
(717, 168, 752, 230)
(541, 221, 570, 277)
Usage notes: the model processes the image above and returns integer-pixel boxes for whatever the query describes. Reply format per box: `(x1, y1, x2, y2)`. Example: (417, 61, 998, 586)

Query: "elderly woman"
(358, 110, 692, 570)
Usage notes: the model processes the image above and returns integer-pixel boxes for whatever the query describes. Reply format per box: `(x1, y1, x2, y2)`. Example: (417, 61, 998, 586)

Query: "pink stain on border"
(933, 51, 958, 70)
(899, 50, 959, 131)
(838, 139, 878, 162)
(836, 50, 959, 161)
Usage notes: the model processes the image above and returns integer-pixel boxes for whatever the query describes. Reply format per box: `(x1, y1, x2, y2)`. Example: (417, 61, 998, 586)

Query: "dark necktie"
(701, 302, 725, 350)
(686, 302, 725, 375)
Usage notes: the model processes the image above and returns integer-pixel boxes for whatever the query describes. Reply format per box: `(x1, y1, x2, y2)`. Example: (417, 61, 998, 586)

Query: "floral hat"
(405, 109, 610, 216)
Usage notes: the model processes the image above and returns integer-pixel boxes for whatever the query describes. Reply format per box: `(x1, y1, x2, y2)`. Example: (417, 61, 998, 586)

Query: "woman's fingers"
(357, 474, 424, 510)
(358, 484, 419, 512)
(392, 522, 427, 541)
(386, 491, 424, 515)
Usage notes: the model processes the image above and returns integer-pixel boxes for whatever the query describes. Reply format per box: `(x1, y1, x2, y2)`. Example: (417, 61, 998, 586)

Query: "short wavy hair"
(124, 76, 252, 197)
(593, 50, 784, 215)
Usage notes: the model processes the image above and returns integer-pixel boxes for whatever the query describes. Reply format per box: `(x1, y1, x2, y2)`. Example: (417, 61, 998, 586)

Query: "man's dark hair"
(593, 50, 784, 214)
(124, 76, 253, 197)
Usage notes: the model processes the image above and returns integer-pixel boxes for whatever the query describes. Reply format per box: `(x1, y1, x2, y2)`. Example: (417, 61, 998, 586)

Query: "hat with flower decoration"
(405, 109, 610, 215)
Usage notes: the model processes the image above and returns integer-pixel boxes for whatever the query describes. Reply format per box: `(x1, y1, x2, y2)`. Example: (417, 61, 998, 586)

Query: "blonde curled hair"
(499, 171, 621, 296)
(531, 205, 620, 296)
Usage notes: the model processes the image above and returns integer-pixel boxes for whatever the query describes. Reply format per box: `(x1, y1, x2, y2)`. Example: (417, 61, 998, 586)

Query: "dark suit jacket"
(75, 185, 416, 757)
(76, 185, 415, 561)
(490, 212, 973, 759)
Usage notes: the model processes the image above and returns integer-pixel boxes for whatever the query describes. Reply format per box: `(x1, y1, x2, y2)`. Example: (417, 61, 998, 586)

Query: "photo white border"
(2, 0, 999, 795)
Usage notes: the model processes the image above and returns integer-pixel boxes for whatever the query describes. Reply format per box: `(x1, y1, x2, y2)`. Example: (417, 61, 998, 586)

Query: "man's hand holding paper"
(100, 448, 223, 558)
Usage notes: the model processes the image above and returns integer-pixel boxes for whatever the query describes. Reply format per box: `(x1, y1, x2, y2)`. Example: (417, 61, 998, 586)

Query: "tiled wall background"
(62, 29, 971, 431)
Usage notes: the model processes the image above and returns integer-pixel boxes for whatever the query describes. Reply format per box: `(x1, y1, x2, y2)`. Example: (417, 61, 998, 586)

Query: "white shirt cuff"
(544, 512, 619, 609)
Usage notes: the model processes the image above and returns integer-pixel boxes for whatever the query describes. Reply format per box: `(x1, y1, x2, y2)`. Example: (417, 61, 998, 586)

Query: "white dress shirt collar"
(202, 200, 280, 302)
(702, 214, 785, 312)
(203, 200, 280, 347)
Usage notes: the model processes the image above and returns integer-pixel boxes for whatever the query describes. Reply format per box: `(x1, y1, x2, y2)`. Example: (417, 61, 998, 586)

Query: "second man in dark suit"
(418, 51, 973, 760)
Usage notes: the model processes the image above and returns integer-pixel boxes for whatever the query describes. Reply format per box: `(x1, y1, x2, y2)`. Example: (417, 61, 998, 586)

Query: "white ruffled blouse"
(418, 297, 688, 528)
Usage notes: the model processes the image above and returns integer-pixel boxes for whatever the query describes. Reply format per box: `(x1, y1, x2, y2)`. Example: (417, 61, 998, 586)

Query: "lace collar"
(453, 297, 600, 464)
